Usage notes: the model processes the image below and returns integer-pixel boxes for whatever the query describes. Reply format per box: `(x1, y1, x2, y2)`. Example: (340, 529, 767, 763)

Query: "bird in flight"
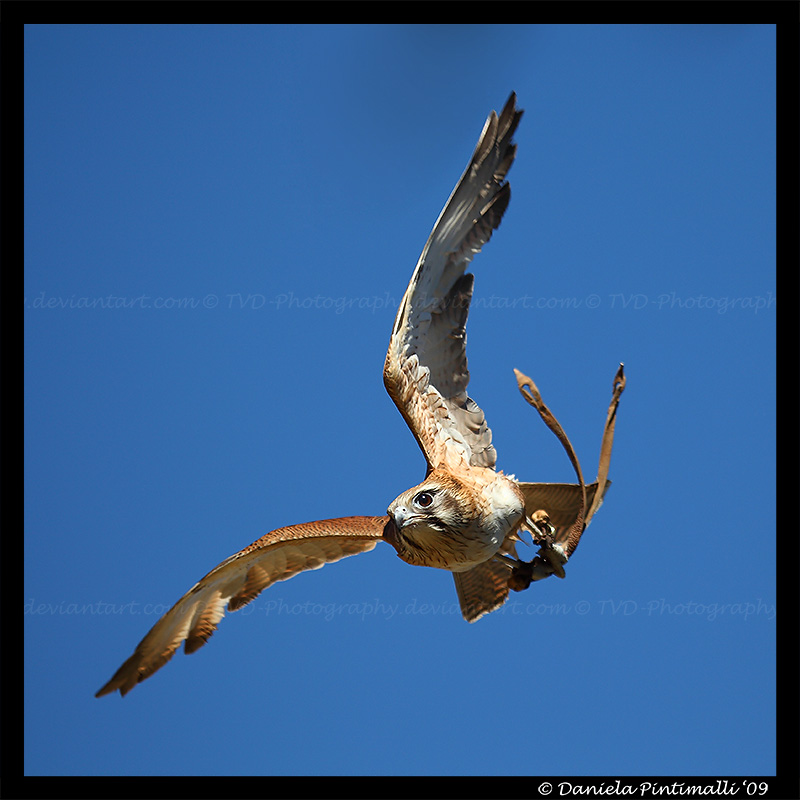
(97, 93, 625, 697)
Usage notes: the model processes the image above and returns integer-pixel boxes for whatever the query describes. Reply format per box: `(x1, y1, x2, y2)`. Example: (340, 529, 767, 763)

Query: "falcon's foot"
(504, 510, 569, 592)
(526, 510, 567, 579)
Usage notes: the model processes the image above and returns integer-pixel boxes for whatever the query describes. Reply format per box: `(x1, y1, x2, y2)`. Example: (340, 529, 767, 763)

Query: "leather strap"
(514, 363, 625, 557)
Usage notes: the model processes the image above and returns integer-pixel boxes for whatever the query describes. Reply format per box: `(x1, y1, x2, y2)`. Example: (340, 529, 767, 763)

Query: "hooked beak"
(390, 505, 411, 528)
(382, 515, 401, 548)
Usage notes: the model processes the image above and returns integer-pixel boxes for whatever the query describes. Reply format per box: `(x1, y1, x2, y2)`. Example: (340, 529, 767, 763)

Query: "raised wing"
(384, 93, 523, 473)
(96, 516, 389, 697)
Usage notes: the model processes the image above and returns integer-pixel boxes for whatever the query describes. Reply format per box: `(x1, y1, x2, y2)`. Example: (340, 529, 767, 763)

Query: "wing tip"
(466, 92, 523, 182)
(498, 91, 523, 139)
(95, 659, 136, 698)
(95, 669, 139, 698)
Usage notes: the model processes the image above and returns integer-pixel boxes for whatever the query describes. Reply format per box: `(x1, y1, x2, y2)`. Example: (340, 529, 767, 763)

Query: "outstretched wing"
(96, 516, 389, 697)
(384, 93, 523, 473)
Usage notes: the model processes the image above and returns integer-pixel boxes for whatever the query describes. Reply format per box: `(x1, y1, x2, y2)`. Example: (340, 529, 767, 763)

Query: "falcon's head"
(384, 469, 522, 572)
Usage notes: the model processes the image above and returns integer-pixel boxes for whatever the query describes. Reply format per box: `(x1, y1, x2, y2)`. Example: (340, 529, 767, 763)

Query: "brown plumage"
(96, 518, 389, 697)
(96, 93, 624, 696)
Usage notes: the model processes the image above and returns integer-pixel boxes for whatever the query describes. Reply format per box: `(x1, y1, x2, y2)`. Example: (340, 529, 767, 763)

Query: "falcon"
(96, 93, 625, 697)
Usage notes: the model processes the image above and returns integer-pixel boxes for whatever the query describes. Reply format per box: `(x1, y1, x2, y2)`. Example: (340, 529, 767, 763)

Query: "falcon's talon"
(524, 511, 556, 545)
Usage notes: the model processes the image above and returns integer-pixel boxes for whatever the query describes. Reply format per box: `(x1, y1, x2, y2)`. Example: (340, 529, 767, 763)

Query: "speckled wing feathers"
(384, 93, 523, 472)
(95, 517, 388, 697)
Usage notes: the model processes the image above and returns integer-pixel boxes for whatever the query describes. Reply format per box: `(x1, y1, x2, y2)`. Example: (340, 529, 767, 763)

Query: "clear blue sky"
(25, 24, 776, 777)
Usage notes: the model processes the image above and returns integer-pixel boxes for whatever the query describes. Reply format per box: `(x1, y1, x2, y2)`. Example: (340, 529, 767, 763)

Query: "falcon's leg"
(525, 511, 568, 579)
(496, 511, 569, 592)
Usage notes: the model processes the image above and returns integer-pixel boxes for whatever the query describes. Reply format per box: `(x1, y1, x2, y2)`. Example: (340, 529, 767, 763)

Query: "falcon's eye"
(413, 491, 435, 508)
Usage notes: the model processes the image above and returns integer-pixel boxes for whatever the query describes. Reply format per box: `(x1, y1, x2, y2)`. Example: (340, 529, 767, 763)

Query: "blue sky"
(24, 25, 776, 777)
